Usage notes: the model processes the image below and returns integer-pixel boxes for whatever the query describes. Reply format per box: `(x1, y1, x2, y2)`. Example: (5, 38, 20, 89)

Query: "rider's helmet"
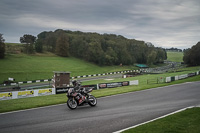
(72, 80, 81, 87)
(72, 80, 78, 86)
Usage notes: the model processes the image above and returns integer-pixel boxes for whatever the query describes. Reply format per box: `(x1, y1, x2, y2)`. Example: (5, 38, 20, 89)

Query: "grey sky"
(0, 0, 200, 49)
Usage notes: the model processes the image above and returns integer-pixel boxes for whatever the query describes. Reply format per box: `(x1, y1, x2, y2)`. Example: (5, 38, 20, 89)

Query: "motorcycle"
(66, 87, 97, 110)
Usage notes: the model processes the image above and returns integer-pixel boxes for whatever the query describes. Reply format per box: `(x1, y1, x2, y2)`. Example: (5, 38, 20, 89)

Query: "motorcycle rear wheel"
(88, 95, 97, 107)
(67, 98, 77, 110)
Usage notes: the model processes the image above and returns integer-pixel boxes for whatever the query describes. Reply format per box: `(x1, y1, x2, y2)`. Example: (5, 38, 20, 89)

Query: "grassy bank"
(0, 54, 137, 83)
(123, 107, 200, 133)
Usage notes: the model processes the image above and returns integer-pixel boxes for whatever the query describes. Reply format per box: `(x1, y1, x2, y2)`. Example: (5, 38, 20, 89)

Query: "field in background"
(167, 51, 183, 62)
(0, 53, 137, 83)
(0, 50, 185, 83)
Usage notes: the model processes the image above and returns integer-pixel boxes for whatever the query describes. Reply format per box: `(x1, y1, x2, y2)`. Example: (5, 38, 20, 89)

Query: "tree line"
(34, 29, 167, 65)
(183, 42, 200, 66)
(1, 30, 167, 66)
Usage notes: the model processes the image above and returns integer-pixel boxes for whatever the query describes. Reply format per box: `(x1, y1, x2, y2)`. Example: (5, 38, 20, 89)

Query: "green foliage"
(55, 33, 69, 57)
(183, 42, 200, 66)
(36, 29, 167, 66)
(0, 33, 5, 59)
(20, 34, 36, 54)
(35, 39, 43, 53)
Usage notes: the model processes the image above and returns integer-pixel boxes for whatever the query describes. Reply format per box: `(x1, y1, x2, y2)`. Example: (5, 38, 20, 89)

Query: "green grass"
(0, 54, 137, 83)
(167, 52, 184, 62)
(123, 107, 200, 133)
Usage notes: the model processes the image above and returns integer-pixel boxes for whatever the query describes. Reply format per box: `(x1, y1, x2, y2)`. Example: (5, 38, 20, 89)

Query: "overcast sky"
(0, 0, 199, 49)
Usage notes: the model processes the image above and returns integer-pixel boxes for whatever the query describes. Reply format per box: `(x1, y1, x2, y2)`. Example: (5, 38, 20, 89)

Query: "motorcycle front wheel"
(67, 98, 77, 110)
(88, 95, 97, 107)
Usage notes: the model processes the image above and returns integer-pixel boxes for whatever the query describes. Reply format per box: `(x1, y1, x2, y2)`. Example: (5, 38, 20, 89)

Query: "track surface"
(0, 81, 200, 133)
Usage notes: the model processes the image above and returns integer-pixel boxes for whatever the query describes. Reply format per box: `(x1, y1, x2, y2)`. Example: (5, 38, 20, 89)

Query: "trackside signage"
(0, 80, 139, 100)
(0, 92, 12, 100)
(0, 88, 56, 100)
(166, 71, 200, 83)
(98, 81, 130, 89)
(55, 88, 69, 94)
(55, 85, 97, 94)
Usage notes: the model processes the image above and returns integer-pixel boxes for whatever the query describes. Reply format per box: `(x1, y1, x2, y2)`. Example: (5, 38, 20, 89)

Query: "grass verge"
(123, 107, 200, 133)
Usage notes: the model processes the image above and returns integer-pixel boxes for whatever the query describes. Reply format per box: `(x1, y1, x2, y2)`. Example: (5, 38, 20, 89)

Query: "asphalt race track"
(0, 81, 200, 133)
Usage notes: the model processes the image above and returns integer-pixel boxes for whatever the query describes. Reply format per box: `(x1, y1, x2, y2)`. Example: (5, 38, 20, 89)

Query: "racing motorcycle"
(66, 84, 97, 110)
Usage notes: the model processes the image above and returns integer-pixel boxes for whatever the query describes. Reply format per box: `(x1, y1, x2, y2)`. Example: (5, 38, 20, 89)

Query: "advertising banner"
(99, 81, 129, 89)
(0, 92, 12, 100)
(38, 89, 52, 96)
(129, 80, 139, 85)
(55, 88, 70, 94)
(81, 85, 97, 90)
(188, 73, 196, 77)
(17, 90, 34, 98)
(166, 77, 171, 83)
(178, 74, 188, 80)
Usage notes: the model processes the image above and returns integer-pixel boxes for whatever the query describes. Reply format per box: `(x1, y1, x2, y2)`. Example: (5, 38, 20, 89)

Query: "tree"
(86, 42, 104, 65)
(35, 39, 43, 53)
(183, 42, 200, 66)
(183, 48, 191, 64)
(55, 34, 69, 57)
(20, 34, 36, 54)
(0, 33, 5, 59)
(104, 47, 117, 65)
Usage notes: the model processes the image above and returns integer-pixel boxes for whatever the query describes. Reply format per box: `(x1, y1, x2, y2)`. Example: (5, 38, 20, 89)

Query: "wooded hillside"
(34, 29, 167, 65)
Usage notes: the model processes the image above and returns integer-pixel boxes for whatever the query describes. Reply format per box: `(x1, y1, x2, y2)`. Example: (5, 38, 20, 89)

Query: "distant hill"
(167, 51, 183, 62)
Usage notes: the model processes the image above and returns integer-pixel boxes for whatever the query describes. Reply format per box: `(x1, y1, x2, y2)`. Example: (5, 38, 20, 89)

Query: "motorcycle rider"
(72, 80, 85, 104)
